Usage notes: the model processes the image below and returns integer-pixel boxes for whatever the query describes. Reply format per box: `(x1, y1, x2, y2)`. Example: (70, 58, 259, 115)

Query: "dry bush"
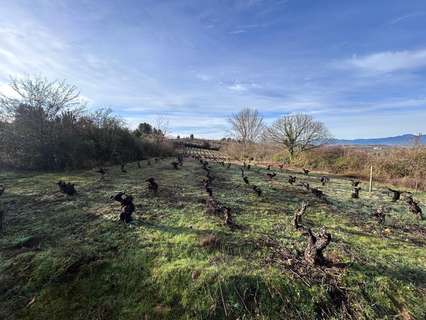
(223, 141, 280, 161)
(299, 146, 426, 190)
(224, 141, 426, 190)
(140, 138, 175, 158)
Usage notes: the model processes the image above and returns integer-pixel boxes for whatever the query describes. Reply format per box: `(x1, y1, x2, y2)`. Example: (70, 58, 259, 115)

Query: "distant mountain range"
(331, 134, 425, 146)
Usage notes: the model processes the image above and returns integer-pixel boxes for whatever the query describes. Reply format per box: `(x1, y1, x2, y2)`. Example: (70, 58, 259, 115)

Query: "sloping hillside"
(0, 158, 425, 319)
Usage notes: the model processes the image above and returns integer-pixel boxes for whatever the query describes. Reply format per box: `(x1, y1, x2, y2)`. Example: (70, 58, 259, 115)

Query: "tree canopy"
(266, 113, 331, 158)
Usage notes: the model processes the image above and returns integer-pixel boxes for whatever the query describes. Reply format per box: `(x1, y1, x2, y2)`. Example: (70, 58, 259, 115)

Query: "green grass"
(0, 158, 425, 319)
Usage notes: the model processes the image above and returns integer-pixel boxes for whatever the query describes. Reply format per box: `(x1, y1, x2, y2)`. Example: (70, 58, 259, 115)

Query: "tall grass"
(223, 141, 426, 190)
(279, 146, 426, 190)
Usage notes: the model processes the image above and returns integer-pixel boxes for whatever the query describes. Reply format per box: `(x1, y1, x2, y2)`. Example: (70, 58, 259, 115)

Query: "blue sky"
(0, 0, 425, 139)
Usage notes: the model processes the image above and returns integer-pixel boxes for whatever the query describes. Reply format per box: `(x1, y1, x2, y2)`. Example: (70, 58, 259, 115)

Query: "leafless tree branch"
(265, 113, 331, 158)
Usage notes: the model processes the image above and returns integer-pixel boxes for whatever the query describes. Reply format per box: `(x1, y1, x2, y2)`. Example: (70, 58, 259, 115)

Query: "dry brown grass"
(223, 141, 426, 191)
(297, 146, 426, 190)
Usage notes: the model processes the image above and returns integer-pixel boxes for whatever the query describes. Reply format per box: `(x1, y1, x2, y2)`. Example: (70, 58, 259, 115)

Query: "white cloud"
(226, 81, 261, 92)
(344, 49, 426, 73)
(319, 98, 426, 115)
(0, 83, 19, 98)
(227, 83, 248, 91)
(123, 114, 229, 138)
(195, 73, 212, 81)
(229, 29, 247, 34)
(389, 12, 426, 25)
(0, 24, 69, 77)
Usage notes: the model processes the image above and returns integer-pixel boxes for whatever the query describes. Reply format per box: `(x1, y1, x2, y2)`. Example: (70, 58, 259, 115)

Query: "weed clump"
(57, 181, 77, 196)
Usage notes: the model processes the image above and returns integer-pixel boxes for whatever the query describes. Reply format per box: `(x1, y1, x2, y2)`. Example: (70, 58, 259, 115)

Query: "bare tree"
(0, 76, 172, 170)
(154, 116, 170, 141)
(228, 108, 264, 158)
(0, 76, 82, 121)
(0, 77, 83, 169)
(266, 113, 331, 159)
(229, 108, 264, 143)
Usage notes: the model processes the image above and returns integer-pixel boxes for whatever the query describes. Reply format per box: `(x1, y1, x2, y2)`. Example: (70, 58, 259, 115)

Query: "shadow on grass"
(351, 261, 426, 287)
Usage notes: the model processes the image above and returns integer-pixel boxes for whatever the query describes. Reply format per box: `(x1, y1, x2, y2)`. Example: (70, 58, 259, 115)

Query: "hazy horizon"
(1, 0, 425, 139)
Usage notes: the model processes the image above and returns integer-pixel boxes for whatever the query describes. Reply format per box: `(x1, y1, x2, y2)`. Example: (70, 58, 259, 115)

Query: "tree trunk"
(304, 228, 331, 266)
(287, 148, 294, 164)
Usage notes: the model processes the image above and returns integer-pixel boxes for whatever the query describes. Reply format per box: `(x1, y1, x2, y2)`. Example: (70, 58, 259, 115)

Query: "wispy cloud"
(0, 24, 69, 77)
(0, 0, 425, 139)
(195, 73, 212, 81)
(389, 12, 426, 25)
(342, 49, 426, 73)
(227, 83, 249, 91)
(229, 23, 263, 34)
(124, 113, 229, 138)
(229, 29, 247, 35)
(226, 81, 261, 92)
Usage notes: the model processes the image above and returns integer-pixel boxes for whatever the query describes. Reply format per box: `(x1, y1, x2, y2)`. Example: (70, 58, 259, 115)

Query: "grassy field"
(0, 156, 425, 319)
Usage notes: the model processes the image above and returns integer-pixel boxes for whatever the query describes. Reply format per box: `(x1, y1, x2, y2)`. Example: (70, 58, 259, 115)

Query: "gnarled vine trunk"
(304, 228, 331, 266)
